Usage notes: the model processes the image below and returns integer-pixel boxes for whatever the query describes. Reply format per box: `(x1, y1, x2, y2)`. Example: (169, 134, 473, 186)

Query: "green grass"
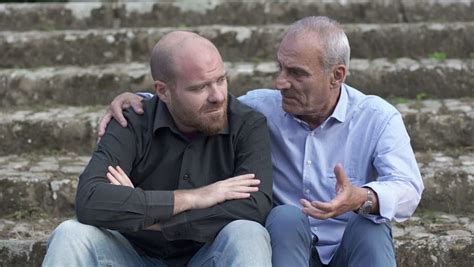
(428, 52, 447, 61)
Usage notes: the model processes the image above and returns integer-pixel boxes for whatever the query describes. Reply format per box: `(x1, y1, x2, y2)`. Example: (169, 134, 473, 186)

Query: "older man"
(42, 31, 273, 267)
(100, 17, 423, 266)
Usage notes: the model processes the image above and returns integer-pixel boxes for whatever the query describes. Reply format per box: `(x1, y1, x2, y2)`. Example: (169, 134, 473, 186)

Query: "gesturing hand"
(106, 165, 134, 188)
(300, 164, 367, 219)
(98, 92, 144, 139)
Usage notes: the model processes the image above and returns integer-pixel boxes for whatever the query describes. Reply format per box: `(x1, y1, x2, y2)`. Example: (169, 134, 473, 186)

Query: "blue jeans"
(266, 205, 396, 267)
(43, 219, 271, 267)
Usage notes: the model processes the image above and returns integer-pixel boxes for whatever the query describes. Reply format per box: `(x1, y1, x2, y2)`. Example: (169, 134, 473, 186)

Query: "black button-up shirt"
(76, 94, 273, 266)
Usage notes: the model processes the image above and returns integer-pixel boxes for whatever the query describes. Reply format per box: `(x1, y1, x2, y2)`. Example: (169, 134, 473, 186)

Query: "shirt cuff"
(363, 182, 396, 222)
(144, 190, 174, 223)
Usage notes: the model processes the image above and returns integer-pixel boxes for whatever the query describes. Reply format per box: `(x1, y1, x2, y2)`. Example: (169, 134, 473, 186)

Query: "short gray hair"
(286, 16, 350, 72)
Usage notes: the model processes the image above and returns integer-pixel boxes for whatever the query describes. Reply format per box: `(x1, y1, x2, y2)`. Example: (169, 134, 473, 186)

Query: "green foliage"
(428, 52, 447, 61)
(470, 52, 474, 59)
(416, 92, 428, 101)
(393, 97, 409, 104)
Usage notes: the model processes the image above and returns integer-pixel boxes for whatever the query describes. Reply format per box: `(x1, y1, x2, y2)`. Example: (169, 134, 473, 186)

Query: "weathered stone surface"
(1, 22, 473, 68)
(0, 99, 471, 155)
(0, 106, 101, 156)
(1, 0, 473, 32)
(416, 151, 474, 213)
(0, 239, 46, 267)
(0, 151, 471, 217)
(1, 59, 472, 107)
(394, 212, 474, 267)
(0, 212, 472, 267)
(397, 99, 474, 151)
(0, 154, 87, 217)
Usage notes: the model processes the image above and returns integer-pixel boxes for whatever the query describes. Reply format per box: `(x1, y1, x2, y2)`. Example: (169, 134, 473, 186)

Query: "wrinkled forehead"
(278, 32, 322, 66)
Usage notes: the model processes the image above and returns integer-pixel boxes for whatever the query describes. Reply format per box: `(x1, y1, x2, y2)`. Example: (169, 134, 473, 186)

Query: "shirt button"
(183, 174, 190, 180)
(309, 132, 314, 136)
(304, 188, 310, 194)
(307, 160, 312, 165)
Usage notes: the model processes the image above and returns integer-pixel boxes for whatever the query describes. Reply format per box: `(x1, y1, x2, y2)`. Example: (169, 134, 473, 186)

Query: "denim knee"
(49, 219, 102, 244)
(219, 220, 270, 249)
(266, 205, 311, 237)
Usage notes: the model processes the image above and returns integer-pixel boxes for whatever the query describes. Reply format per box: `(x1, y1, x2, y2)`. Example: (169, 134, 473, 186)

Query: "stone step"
(0, 211, 472, 267)
(1, 0, 472, 32)
(0, 150, 472, 219)
(0, 98, 471, 156)
(1, 59, 472, 108)
(1, 22, 473, 68)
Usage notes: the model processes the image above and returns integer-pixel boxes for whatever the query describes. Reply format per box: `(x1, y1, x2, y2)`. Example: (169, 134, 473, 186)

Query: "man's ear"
(154, 80, 170, 103)
(330, 65, 346, 89)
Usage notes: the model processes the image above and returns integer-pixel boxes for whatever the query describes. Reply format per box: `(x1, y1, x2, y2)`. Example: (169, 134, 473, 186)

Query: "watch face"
(359, 201, 372, 215)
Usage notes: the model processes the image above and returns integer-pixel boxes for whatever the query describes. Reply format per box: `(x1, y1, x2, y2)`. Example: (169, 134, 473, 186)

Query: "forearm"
(160, 190, 272, 242)
(76, 176, 174, 231)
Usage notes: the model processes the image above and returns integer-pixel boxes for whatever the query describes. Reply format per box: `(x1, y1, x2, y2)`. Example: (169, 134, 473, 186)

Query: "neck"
(299, 87, 341, 130)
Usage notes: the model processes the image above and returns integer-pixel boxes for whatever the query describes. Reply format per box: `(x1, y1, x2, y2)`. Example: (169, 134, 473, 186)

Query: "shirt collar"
(152, 96, 229, 136)
(329, 84, 348, 123)
(286, 84, 348, 128)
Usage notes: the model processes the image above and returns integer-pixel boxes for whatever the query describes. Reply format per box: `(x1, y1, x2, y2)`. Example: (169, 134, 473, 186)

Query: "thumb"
(334, 164, 349, 186)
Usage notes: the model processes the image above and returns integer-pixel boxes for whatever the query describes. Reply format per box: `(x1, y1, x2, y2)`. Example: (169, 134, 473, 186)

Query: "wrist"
(173, 190, 194, 214)
(355, 187, 374, 215)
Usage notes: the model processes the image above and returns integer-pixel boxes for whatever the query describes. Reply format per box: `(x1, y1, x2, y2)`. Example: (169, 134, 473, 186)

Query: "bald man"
(42, 31, 273, 267)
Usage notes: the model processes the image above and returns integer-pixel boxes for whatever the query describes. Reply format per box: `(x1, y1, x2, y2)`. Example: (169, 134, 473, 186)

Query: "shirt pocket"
(327, 172, 364, 187)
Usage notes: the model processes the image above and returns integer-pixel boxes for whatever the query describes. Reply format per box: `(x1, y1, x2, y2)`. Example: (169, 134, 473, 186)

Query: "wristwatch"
(357, 188, 373, 216)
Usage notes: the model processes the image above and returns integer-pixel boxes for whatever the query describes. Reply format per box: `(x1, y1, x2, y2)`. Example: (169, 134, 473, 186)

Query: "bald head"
(150, 31, 220, 84)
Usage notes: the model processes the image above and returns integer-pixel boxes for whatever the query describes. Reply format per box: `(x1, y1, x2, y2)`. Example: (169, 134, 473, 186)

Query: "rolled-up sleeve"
(365, 113, 424, 223)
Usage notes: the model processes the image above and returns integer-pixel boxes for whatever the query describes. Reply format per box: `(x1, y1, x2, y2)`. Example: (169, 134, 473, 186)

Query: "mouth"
(204, 108, 223, 114)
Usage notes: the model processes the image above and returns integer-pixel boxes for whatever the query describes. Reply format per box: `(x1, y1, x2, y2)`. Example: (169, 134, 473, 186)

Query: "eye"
(277, 62, 282, 71)
(216, 76, 227, 84)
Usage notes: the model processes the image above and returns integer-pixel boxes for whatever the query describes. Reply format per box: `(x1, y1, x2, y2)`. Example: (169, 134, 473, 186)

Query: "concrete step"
(0, 211, 472, 267)
(1, 59, 472, 108)
(1, 0, 472, 32)
(0, 98, 471, 155)
(0, 150, 472, 218)
(1, 22, 473, 68)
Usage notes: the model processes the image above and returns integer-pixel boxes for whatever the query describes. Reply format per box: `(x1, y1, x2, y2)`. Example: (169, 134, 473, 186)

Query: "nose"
(208, 82, 226, 104)
(275, 71, 290, 90)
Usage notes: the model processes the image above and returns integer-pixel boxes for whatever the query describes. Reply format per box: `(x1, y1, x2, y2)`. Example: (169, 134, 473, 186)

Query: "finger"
(112, 166, 134, 188)
(116, 166, 128, 177)
(98, 112, 113, 137)
(130, 99, 145, 115)
(107, 172, 121, 185)
(230, 173, 256, 180)
(300, 199, 330, 219)
(108, 166, 122, 180)
(232, 178, 260, 187)
(234, 186, 260, 193)
(226, 192, 251, 200)
(110, 101, 128, 127)
(334, 164, 350, 187)
(311, 200, 337, 213)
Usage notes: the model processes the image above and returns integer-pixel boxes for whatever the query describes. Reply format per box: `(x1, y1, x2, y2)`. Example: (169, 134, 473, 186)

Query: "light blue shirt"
(238, 84, 424, 264)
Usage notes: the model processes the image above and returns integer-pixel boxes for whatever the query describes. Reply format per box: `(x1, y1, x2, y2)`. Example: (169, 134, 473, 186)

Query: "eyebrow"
(186, 72, 228, 90)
